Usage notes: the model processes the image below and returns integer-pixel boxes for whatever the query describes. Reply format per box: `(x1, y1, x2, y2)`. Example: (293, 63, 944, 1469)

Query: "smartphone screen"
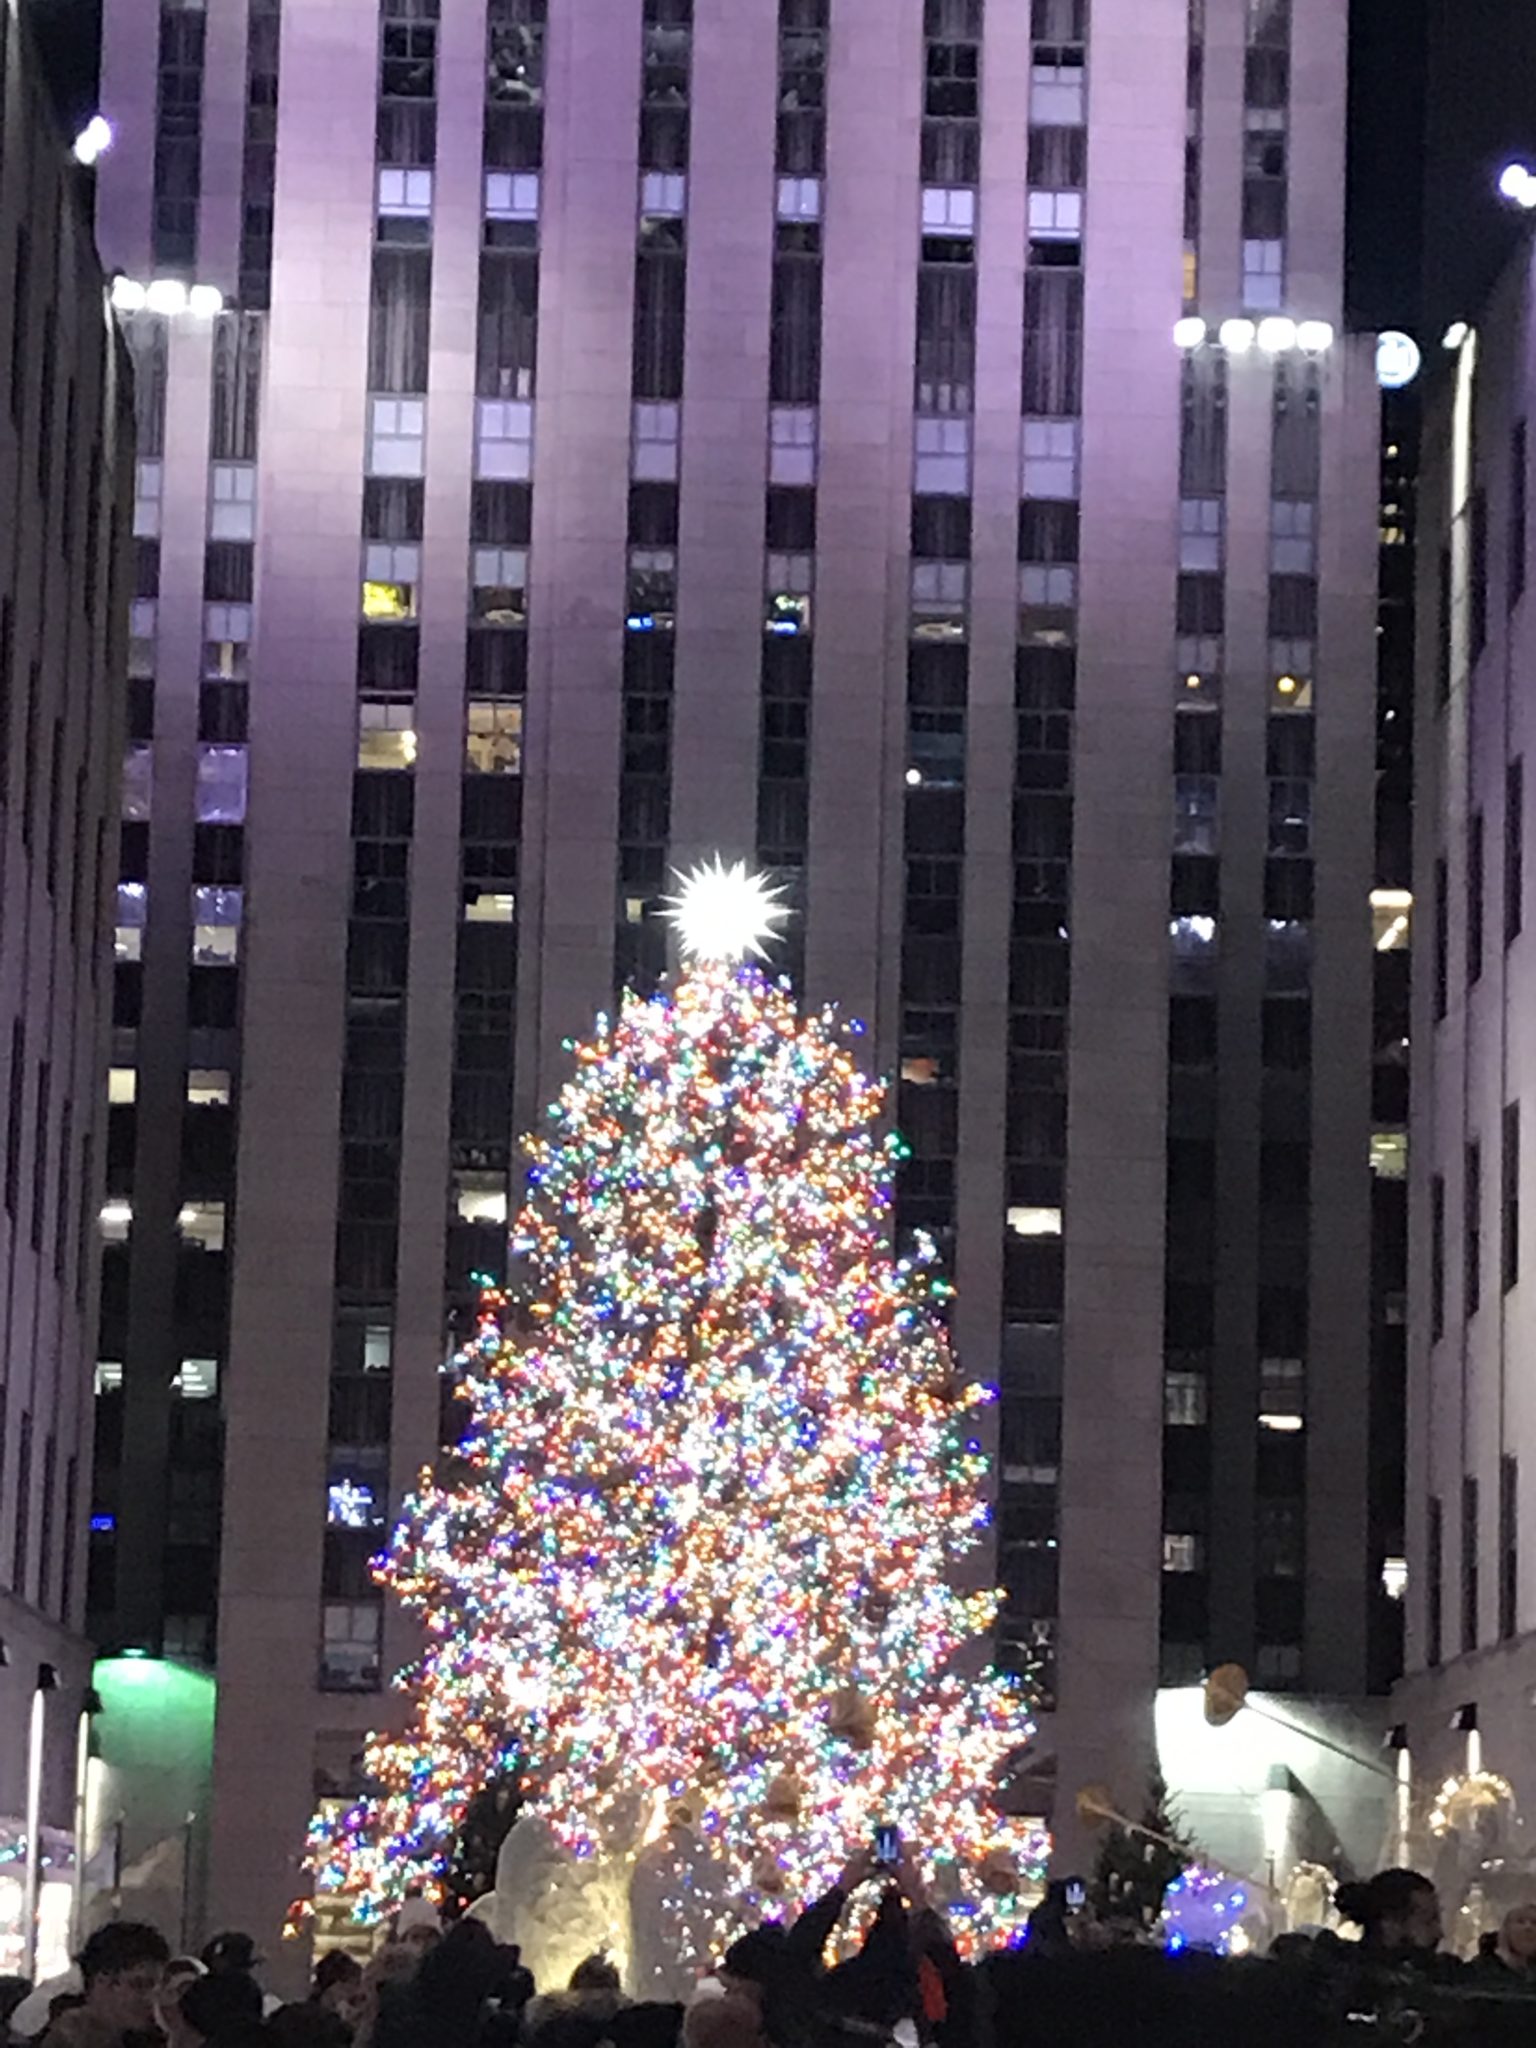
(874, 1824, 900, 1866)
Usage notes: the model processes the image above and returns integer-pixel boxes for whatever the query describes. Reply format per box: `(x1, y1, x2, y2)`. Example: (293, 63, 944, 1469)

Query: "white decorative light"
(1295, 319, 1335, 353)
(144, 278, 188, 315)
(1499, 162, 1536, 210)
(109, 276, 146, 313)
(187, 283, 224, 317)
(662, 857, 790, 964)
(1376, 330, 1422, 391)
(1218, 318, 1256, 355)
(1443, 321, 1469, 352)
(1258, 316, 1298, 353)
(1173, 316, 1207, 350)
(71, 115, 113, 167)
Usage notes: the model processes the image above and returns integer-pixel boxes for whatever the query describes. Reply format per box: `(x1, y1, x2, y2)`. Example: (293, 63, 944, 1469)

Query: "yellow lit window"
(362, 580, 415, 621)
(358, 698, 417, 770)
(362, 542, 419, 620)
(1372, 888, 1412, 951)
(465, 698, 523, 774)
(108, 1067, 137, 1106)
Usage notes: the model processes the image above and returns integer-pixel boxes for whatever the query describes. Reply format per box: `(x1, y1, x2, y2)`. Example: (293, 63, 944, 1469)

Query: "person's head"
(1499, 1901, 1536, 1966)
(1335, 1870, 1442, 1954)
(178, 1973, 264, 2048)
(200, 1933, 261, 1980)
(569, 1956, 622, 1997)
(313, 1949, 364, 2019)
(79, 1922, 172, 2037)
(158, 1959, 208, 2031)
(682, 1995, 766, 2048)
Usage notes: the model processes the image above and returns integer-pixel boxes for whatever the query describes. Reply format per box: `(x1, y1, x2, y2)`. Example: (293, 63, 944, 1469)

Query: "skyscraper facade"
(91, 0, 1381, 1949)
(0, 3, 131, 1845)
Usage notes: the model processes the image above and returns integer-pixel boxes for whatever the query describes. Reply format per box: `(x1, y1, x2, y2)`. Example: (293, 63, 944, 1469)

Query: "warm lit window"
(453, 1170, 508, 1225)
(464, 698, 523, 775)
(115, 882, 148, 963)
(362, 542, 420, 620)
(177, 1199, 227, 1252)
(1370, 1130, 1408, 1180)
(192, 886, 242, 966)
(470, 546, 528, 625)
(108, 1067, 137, 1106)
(195, 744, 248, 824)
(1371, 887, 1412, 951)
(99, 1200, 132, 1244)
(1006, 1206, 1062, 1238)
(464, 891, 516, 924)
(358, 698, 417, 771)
(186, 1068, 231, 1106)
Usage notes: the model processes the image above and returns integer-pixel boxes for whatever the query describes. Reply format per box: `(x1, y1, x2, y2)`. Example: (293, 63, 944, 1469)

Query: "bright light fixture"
(1499, 162, 1536, 210)
(187, 283, 224, 317)
(1257, 317, 1297, 353)
(1443, 321, 1469, 352)
(1295, 319, 1335, 352)
(71, 115, 113, 167)
(661, 857, 790, 964)
(1218, 318, 1256, 354)
(145, 278, 188, 315)
(1376, 330, 1422, 391)
(905, 766, 922, 787)
(1173, 316, 1207, 350)
(109, 276, 146, 314)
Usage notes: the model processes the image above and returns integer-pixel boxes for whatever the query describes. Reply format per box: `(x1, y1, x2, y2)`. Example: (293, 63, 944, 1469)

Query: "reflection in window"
(465, 699, 523, 774)
(359, 698, 417, 771)
(196, 744, 248, 824)
(178, 1199, 227, 1251)
(122, 744, 153, 822)
(116, 882, 148, 962)
(192, 886, 242, 966)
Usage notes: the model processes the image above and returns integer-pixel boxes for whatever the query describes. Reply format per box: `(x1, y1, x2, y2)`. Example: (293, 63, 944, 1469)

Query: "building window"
(768, 405, 817, 486)
(1179, 498, 1223, 573)
(1255, 1643, 1302, 1686)
(108, 1067, 137, 1106)
(367, 397, 426, 478)
(1468, 810, 1485, 986)
(363, 543, 420, 621)
(1465, 1139, 1482, 1318)
(1427, 1493, 1443, 1667)
(1470, 486, 1489, 661)
(914, 417, 971, 495)
(471, 546, 528, 625)
(115, 882, 148, 964)
(1501, 1454, 1519, 1642)
(1173, 775, 1219, 857)
(1462, 1474, 1479, 1654)
(486, 170, 540, 221)
(188, 1069, 231, 1106)
(195, 744, 248, 824)
(1508, 758, 1524, 947)
(1026, 189, 1082, 242)
(1241, 238, 1284, 310)
(1433, 854, 1448, 1020)
(475, 399, 534, 481)
(465, 700, 523, 775)
(1258, 1356, 1304, 1432)
(1430, 1172, 1446, 1340)
(177, 1197, 227, 1250)
(1161, 1533, 1203, 1574)
(192, 887, 242, 966)
(320, 1600, 382, 1691)
(1505, 1102, 1521, 1294)
(911, 560, 969, 632)
(777, 176, 821, 221)
(633, 401, 681, 483)
(358, 698, 416, 772)
(1021, 418, 1079, 500)
(378, 166, 433, 219)
(1163, 1370, 1208, 1426)
(1029, 57, 1084, 126)
(208, 463, 256, 542)
(1271, 498, 1315, 575)
(134, 460, 163, 539)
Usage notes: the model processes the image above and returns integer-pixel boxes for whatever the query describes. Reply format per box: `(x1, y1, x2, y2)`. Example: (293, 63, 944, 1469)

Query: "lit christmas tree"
(307, 860, 1040, 1974)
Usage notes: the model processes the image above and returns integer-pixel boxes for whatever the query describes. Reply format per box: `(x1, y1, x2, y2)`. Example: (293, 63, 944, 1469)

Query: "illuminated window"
(1371, 1130, 1407, 1180)
(115, 881, 148, 963)
(362, 542, 420, 620)
(640, 170, 686, 217)
(1030, 58, 1084, 125)
(195, 744, 248, 823)
(1259, 1355, 1305, 1431)
(464, 891, 516, 924)
(186, 1068, 231, 1106)
(777, 176, 821, 221)
(99, 1200, 132, 1244)
(1021, 418, 1079, 499)
(627, 547, 676, 630)
(1007, 1206, 1062, 1238)
(378, 166, 432, 217)
(486, 170, 540, 221)
(95, 1360, 124, 1393)
(134, 459, 163, 539)
(914, 416, 971, 495)
(465, 698, 523, 774)
(470, 546, 527, 626)
(363, 1324, 393, 1374)
(327, 1479, 380, 1528)
(174, 1356, 219, 1399)
(368, 397, 426, 479)
(1162, 1533, 1203, 1574)
(122, 743, 153, 822)
(178, 1199, 226, 1251)
(108, 1067, 137, 1106)
(768, 405, 817, 487)
(1382, 1556, 1408, 1601)
(1371, 887, 1412, 951)
(358, 697, 417, 771)
(765, 551, 813, 636)
(1027, 189, 1082, 241)
(192, 886, 242, 965)
(453, 1171, 508, 1225)
(1164, 1370, 1208, 1426)
(476, 398, 533, 482)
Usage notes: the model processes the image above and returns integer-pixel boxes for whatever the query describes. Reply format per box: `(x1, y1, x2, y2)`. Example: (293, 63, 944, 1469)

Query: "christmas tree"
(1090, 1773, 1192, 1929)
(307, 861, 1040, 1964)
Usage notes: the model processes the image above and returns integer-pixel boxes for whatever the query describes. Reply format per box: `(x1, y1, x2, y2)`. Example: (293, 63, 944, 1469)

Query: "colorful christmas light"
(306, 944, 1039, 1959)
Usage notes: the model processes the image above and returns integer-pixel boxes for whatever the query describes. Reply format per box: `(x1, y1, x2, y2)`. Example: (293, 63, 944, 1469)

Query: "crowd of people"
(5, 1857, 1536, 2048)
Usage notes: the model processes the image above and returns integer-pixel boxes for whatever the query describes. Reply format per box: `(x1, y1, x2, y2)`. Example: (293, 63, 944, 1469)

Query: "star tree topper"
(662, 857, 790, 964)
